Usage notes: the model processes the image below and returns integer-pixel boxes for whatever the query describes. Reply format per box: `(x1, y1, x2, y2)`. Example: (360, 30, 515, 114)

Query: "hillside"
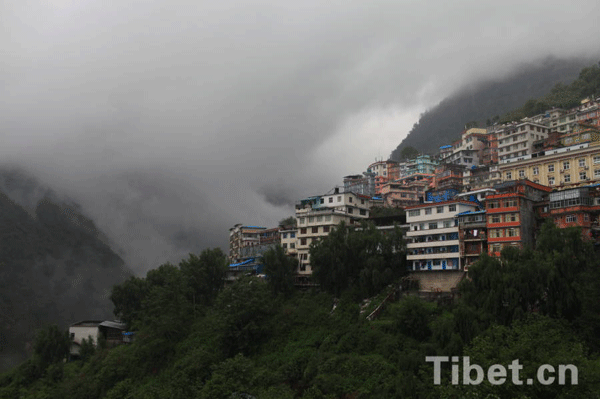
(0, 169, 132, 372)
(390, 57, 593, 159)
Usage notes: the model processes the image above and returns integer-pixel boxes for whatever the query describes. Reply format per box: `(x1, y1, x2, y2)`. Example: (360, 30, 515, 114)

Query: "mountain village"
(229, 96, 600, 292)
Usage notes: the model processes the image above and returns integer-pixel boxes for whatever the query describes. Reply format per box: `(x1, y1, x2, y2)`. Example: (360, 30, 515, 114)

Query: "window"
(492, 244, 501, 253)
(299, 218, 305, 224)
(290, 232, 295, 238)
(282, 233, 287, 239)
(505, 200, 517, 207)
(579, 158, 586, 167)
(323, 226, 330, 233)
(320, 198, 324, 204)
(564, 174, 571, 183)
(300, 238, 307, 245)
(584, 214, 590, 222)
(282, 243, 287, 249)
(505, 213, 519, 222)
(347, 207, 353, 214)
(408, 209, 421, 217)
(349, 196, 353, 203)
(324, 215, 331, 222)
(595, 169, 600, 178)
(533, 166, 539, 175)
(359, 209, 366, 216)
(337, 196, 341, 202)
(329, 197, 333, 203)
(361, 199, 365, 204)
(563, 161, 570, 170)
(312, 227, 318, 233)
(428, 222, 438, 230)
(487, 201, 499, 209)
(507, 228, 519, 237)
(506, 172, 512, 180)
(448, 205, 456, 212)
(594, 156, 600, 165)
(300, 228, 307, 234)
(548, 164, 555, 173)
(489, 215, 501, 224)
(308, 216, 314, 223)
(443, 220, 452, 228)
(566, 214, 576, 223)
(580, 172, 587, 180)
(437, 206, 444, 213)
(548, 176, 555, 185)
(290, 243, 295, 249)
(519, 170, 525, 178)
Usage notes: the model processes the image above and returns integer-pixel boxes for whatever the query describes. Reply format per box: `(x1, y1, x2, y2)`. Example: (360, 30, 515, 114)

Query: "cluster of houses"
(229, 96, 600, 292)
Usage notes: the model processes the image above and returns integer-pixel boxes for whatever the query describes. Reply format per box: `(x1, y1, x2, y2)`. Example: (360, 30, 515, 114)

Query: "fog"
(2, 0, 599, 273)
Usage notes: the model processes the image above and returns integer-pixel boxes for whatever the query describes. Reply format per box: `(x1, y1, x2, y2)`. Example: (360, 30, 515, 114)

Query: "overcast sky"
(1, 0, 599, 273)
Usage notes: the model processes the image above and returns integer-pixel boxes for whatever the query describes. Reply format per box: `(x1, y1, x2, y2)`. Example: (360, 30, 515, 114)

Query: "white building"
(279, 227, 298, 257)
(498, 122, 549, 161)
(295, 188, 371, 274)
(405, 200, 479, 272)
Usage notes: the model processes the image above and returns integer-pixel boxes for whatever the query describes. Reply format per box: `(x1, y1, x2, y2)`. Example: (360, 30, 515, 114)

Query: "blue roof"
(455, 210, 486, 216)
(439, 145, 452, 149)
(229, 258, 255, 267)
(244, 226, 266, 229)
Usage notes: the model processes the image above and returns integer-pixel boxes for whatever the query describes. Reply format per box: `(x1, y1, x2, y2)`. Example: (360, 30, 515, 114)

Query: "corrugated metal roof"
(99, 321, 127, 330)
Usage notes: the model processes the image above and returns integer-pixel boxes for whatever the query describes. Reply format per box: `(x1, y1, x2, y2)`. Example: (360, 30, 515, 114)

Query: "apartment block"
(457, 210, 487, 270)
(295, 188, 371, 275)
(498, 143, 600, 189)
(497, 122, 549, 161)
(406, 200, 479, 272)
(486, 180, 551, 256)
(229, 224, 267, 261)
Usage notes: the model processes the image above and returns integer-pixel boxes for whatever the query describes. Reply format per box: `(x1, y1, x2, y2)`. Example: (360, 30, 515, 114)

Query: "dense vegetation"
(0, 169, 132, 372)
(390, 57, 592, 158)
(2, 220, 599, 398)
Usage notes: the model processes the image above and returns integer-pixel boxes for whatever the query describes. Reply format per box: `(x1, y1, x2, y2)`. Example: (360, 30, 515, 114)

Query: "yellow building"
(498, 143, 600, 189)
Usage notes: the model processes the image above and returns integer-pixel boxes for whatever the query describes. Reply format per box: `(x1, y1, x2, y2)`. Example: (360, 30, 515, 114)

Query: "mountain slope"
(390, 57, 593, 159)
(0, 169, 132, 372)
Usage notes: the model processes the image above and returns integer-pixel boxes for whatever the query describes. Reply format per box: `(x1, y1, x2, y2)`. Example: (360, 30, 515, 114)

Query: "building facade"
(295, 188, 371, 274)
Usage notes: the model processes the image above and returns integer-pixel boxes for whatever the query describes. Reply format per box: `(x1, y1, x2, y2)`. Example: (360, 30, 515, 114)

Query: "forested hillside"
(390, 57, 593, 159)
(2, 221, 599, 398)
(0, 169, 132, 372)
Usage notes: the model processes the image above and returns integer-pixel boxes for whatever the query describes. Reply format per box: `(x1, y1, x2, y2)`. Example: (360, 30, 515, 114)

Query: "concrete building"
(457, 210, 487, 271)
(546, 186, 600, 239)
(280, 227, 298, 257)
(295, 188, 371, 275)
(485, 180, 551, 256)
(462, 165, 501, 191)
(497, 122, 549, 161)
(498, 143, 600, 189)
(69, 320, 127, 358)
(228, 225, 267, 261)
(343, 173, 376, 197)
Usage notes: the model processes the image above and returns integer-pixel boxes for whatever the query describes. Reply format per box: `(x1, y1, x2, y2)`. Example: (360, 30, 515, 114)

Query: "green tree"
(278, 216, 297, 227)
(262, 245, 297, 297)
(33, 325, 71, 368)
(111, 276, 149, 328)
(179, 249, 228, 309)
(311, 221, 405, 297)
(399, 146, 420, 161)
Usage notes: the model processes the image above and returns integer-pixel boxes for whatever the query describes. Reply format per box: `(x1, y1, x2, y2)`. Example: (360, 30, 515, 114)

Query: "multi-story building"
(280, 227, 298, 257)
(229, 224, 267, 261)
(498, 143, 600, 189)
(405, 155, 438, 176)
(406, 200, 479, 272)
(481, 131, 499, 165)
(462, 165, 501, 191)
(546, 187, 600, 238)
(380, 181, 422, 208)
(343, 173, 376, 197)
(497, 122, 549, 161)
(295, 188, 371, 275)
(431, 164, 464, 192)
(486, 180, 551, 256)
(560, 123, 600, 147)
(457, 210, 487, 270)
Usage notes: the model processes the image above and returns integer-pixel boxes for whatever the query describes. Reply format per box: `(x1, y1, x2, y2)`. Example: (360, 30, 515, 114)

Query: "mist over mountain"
(0, 169, 132, 372)
(390, 57, 594, 159)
